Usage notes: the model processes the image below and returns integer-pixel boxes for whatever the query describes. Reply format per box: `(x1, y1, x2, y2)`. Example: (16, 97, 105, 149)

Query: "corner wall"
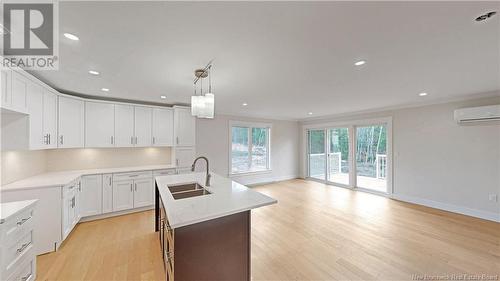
(196, 115, 300, 185)
(301, 96, 500, 221)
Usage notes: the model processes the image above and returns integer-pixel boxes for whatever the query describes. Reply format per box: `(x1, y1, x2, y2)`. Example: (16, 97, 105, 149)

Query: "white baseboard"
(242, 175, 299, 187)
(79, 205, 154, 222)
(392, 194, 500, 223)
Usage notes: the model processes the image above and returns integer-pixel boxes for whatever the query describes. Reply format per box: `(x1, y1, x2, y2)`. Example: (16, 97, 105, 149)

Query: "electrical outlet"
(488, 194, 498, 202)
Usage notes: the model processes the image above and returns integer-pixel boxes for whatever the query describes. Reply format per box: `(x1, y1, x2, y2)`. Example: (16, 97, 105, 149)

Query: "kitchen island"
(155, 172, 277, 281)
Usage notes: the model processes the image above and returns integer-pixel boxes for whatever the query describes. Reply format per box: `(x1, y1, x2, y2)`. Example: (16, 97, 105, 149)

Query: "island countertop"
(155, 172, 277, 228)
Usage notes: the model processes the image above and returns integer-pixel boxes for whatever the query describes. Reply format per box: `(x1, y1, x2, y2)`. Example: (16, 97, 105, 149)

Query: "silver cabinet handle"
(130, 184, 133, 192)
(111, 136, 114, 145)
(43, 134, 48, 145)
(17, 216, 31, 226)
(176, 159, 179, 166)
(176, 136, 179, 144)
(78, 182, 82, 192)
(152, 137, 155, 145)
(109, 177, 112, 186)
(128, 174, 138, 178)
(134, 183, 137, 191)
(60, 135, 64, 145)
(17, 242, 32, 253)
(135, 136, 138, 144)
(21, 273, 32, 281)
(131, 136, 134, 144)
(48, 134, 51, 145)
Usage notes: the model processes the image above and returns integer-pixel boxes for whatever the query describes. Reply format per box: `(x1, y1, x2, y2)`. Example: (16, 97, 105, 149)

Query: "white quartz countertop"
(156, 172, 277, 228)
(1, 164, 176, 191)
(0, 199, 38, 224)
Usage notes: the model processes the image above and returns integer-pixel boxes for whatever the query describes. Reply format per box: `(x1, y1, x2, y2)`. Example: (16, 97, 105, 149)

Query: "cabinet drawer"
(113, 171, 152, 182)
(153, 169, 176, 177)
(7, 258, 35, 281)
(3, 230, 34, 277)
(2, 208, 35, 246)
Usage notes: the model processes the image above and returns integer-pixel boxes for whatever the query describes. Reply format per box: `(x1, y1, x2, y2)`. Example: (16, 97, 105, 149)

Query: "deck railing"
(376, 154, 387, 179)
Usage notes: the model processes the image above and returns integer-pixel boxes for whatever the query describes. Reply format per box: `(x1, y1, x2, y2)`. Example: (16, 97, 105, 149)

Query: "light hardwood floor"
(38, 179, 500, 280)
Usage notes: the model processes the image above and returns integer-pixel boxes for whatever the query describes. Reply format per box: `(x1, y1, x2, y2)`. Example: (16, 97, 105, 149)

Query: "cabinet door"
(81, 175, 103, 217)
(175, 147, 196, 168)
(10, 71, 28, 113)
(174, 107, 196, 146)
(135, 106, 152, 147)
(114, 104, 135, 147)
(43, 91, 57, 148)
(85, 101, 115, 148)
(133, 178, 154, 208)
(102, 174, 113, 214)
(112, 180, 134, 211)
(58, 96, 84, 148)
(152, 107, 174, 146)
(74, 181, 82, 224)
(1, 69, 11, 108)
(26, 82, 44, 150)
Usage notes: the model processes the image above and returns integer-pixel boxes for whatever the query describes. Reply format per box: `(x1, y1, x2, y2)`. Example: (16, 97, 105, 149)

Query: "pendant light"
(191, 62, 215, 119)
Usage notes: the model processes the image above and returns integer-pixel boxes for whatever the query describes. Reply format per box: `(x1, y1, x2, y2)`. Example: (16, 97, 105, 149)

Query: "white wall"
(301, 96, 500, 221)
(196, 115, 300, 185)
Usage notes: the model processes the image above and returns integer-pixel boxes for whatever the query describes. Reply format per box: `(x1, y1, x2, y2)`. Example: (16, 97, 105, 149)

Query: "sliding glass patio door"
(307, 120, 390, 194)
(328, 128, 350, 185)
(307, 130, 326, 180)
(355, 125, 387, 193)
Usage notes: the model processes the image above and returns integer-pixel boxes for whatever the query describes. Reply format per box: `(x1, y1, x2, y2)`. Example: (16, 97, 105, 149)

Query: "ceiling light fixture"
(101, 88, 110, 92)
(419, 92, 428, 97)
(242, 103, 248, 106)
(354, 60, 366, 66)
(160, 95, 167, 99)
(63, 33, 79, 41)
(191, 61, 215, 119)
(88, 70, 99, 75)
(475, 11, 497, 22)
(308, 112, 313, 115)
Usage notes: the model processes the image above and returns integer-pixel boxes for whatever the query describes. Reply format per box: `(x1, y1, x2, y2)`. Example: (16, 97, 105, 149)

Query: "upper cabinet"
(174, 106, 196, 147)
(1, 69, 12, 108)
(58, 96, 84, 148)
(85, 101, 115, 148)
(134, 106, 152, 147)
(152, 107, 174, 147)
(114, 104, 135, 147)
(10, 70, 29, 113)
(43, 90, 57, 149)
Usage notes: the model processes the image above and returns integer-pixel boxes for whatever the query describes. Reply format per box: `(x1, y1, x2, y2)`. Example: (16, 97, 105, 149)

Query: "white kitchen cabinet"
(114, 104, 135, 147)
(174, 106, 196, 146)
(1, 68, 11, 108)
(62, 180, 81, 241)
(43, 90, 57, 148)
(58, 96, 84, 148)
(134, 106, 152, 147)
(175, 146, 196, 168)
(112, 181, 134, 211)
(133, 178, 154, 208)
(102, 174, 113, 214)
(10, 71, 28, 113)
(26, 83, 44, 150)
(152, 107, 174, 146)
(85, 101, 115, 148)
(80, 175, 103, 217)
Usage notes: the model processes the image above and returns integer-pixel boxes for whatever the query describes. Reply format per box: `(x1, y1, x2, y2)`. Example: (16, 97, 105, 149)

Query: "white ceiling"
(30, 1, 499, 120)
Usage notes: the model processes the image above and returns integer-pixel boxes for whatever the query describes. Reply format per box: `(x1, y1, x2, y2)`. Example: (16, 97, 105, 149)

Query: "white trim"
(228, 120, 272, 175)
(79, 205, 153, 223)
(391, 194, 500, 222)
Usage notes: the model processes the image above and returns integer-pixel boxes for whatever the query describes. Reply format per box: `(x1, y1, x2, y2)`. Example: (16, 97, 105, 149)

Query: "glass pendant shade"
(198, 93, 214, 119)
(191, 95, 204, 116)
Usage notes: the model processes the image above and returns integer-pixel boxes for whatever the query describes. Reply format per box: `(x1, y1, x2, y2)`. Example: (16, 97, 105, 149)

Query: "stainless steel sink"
(168, 183, 211, 200)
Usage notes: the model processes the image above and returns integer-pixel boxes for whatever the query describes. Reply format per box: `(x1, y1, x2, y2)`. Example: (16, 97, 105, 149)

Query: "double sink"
(168, 182, 211, 200)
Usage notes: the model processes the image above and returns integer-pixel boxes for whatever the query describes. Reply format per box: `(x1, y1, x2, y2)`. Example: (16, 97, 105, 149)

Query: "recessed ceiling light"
(308, 112, 313, 115)
(160, 95, 167, 99)
(354, 60, 366, 66)
(419, 92, 428, 97)
(63, 33, 79, 41)
(242, 103, 248, 106)
(88, 70, 99, 75)
(101, 88, 110, 92)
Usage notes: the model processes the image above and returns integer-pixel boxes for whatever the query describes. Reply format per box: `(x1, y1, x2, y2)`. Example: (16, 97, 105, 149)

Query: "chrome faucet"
(191, 156, 211, 186)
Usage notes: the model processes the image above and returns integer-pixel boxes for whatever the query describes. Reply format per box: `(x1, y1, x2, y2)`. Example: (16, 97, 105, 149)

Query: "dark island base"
(155, 186, 251, 281)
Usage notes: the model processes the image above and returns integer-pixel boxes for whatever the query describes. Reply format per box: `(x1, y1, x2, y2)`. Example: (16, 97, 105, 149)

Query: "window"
(230, 122, 271, 174)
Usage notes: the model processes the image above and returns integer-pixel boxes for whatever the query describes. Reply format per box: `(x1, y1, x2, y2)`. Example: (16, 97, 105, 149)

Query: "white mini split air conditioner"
(454, 104, 500, 123)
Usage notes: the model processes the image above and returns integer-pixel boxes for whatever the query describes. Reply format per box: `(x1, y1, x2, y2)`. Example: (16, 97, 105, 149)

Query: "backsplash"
(1, 147, 172, 185)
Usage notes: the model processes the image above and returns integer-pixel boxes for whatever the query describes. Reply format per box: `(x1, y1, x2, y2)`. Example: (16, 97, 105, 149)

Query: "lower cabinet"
(112, 181, 135, 212)
(62, 179, 81, 241)
(133, 178, 154, 208)
(102, 174, 113, 214)
(80, 175, 103, 217)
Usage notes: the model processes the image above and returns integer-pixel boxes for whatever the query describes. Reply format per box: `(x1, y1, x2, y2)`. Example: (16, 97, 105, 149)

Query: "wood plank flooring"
(37, 179, 500, 280)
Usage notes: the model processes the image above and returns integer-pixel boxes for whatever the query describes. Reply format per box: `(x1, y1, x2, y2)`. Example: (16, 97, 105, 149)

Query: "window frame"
(229, 121, 272, 176)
